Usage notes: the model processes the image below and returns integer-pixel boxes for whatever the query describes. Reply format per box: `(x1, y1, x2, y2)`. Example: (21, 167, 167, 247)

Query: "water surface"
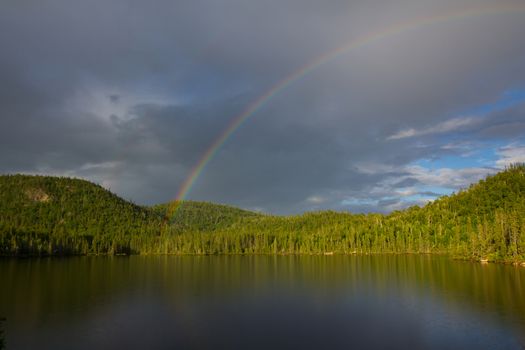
(1, 255, 524, 349)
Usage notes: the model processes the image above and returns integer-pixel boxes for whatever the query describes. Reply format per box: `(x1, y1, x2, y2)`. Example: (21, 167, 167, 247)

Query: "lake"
(1, 255, 524, 349)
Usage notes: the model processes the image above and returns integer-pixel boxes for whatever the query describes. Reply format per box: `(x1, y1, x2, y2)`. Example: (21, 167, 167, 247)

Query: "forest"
(1, 164, 524, 263)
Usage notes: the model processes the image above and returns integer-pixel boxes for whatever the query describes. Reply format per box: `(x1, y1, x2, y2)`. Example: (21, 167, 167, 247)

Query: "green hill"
(156, 165, 525, 260)
(0, 174, 260, 256)
(0, 165, 524, 262)
(0, 174, 162, 255)
(389, 163, 525, 260)
(151, 200, 261, 232)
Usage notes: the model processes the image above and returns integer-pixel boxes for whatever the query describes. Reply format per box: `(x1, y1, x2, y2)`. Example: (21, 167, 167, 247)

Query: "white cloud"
(395, 189, 418, 197)
(78, 161, 121, 171)
(354, 162, 397, 175)
(306, 195, 326, 204)
(356, 161, 492, 190)
(440, 141, 478, 157)
(344, 162, 495, 212)
(404, 165, 493, 189)
(387, 116, 478, 140)
(495, 143, 525, 168)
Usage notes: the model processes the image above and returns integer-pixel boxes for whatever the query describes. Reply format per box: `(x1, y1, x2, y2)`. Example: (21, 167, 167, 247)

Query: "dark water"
(1, 255, 525, 349)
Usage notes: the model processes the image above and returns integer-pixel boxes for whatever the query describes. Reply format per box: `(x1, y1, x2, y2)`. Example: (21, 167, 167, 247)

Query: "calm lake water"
(1, 255, 525, 349)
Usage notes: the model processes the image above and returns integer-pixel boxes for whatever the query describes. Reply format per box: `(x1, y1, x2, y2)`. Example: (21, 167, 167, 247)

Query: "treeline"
(152, 200, 261, 231)
(0, 165, 524, 263)
(0, 175, 162, 255)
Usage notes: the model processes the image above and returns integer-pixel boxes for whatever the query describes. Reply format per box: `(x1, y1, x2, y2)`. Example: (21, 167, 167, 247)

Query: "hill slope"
(0, 174, 260, 255)
(0, 166, 524, 261)
(392, 163, 525, 260)
(151, 200, 261, 232)
(0, 174, 162, 255)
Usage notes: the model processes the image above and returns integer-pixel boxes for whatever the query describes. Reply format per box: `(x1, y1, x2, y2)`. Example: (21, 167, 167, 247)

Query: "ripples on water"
(1, 255, 524, 349)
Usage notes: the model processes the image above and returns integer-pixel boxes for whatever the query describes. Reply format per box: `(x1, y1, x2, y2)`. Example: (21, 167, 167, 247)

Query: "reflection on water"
(1, 255, 524, 349)
(0, 317, 5, 350)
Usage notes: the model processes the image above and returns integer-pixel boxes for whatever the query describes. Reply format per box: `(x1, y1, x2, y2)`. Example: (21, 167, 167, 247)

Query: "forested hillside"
(152, 200, 261, 232)
(1, 165, 524, 263)
(0, 175, 162, 255)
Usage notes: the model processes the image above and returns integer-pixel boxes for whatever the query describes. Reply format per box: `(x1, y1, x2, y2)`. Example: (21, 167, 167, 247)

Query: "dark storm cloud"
(1, 0, 525, 213)
(476, 103, 525, 139)
(394, 178, 421, 188)
(418, 191, 442, 198)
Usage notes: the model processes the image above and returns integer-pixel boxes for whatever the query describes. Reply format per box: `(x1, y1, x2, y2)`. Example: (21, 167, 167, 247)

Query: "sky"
(1, 0, 525, 214)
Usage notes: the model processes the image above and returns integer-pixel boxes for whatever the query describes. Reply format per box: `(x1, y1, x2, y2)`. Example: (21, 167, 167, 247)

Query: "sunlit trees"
(1, 165, 524, 262)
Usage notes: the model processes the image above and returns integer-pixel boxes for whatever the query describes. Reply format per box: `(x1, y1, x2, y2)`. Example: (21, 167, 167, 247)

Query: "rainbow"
(166, 3, 525, 218)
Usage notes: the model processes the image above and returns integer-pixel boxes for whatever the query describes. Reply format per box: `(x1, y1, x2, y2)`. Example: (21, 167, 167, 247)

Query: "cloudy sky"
(1, 0, 525, 214)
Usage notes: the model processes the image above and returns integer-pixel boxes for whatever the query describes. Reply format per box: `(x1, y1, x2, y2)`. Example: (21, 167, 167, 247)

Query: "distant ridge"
(0, 165, 524, 262)
(151, 200, 261, 231)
